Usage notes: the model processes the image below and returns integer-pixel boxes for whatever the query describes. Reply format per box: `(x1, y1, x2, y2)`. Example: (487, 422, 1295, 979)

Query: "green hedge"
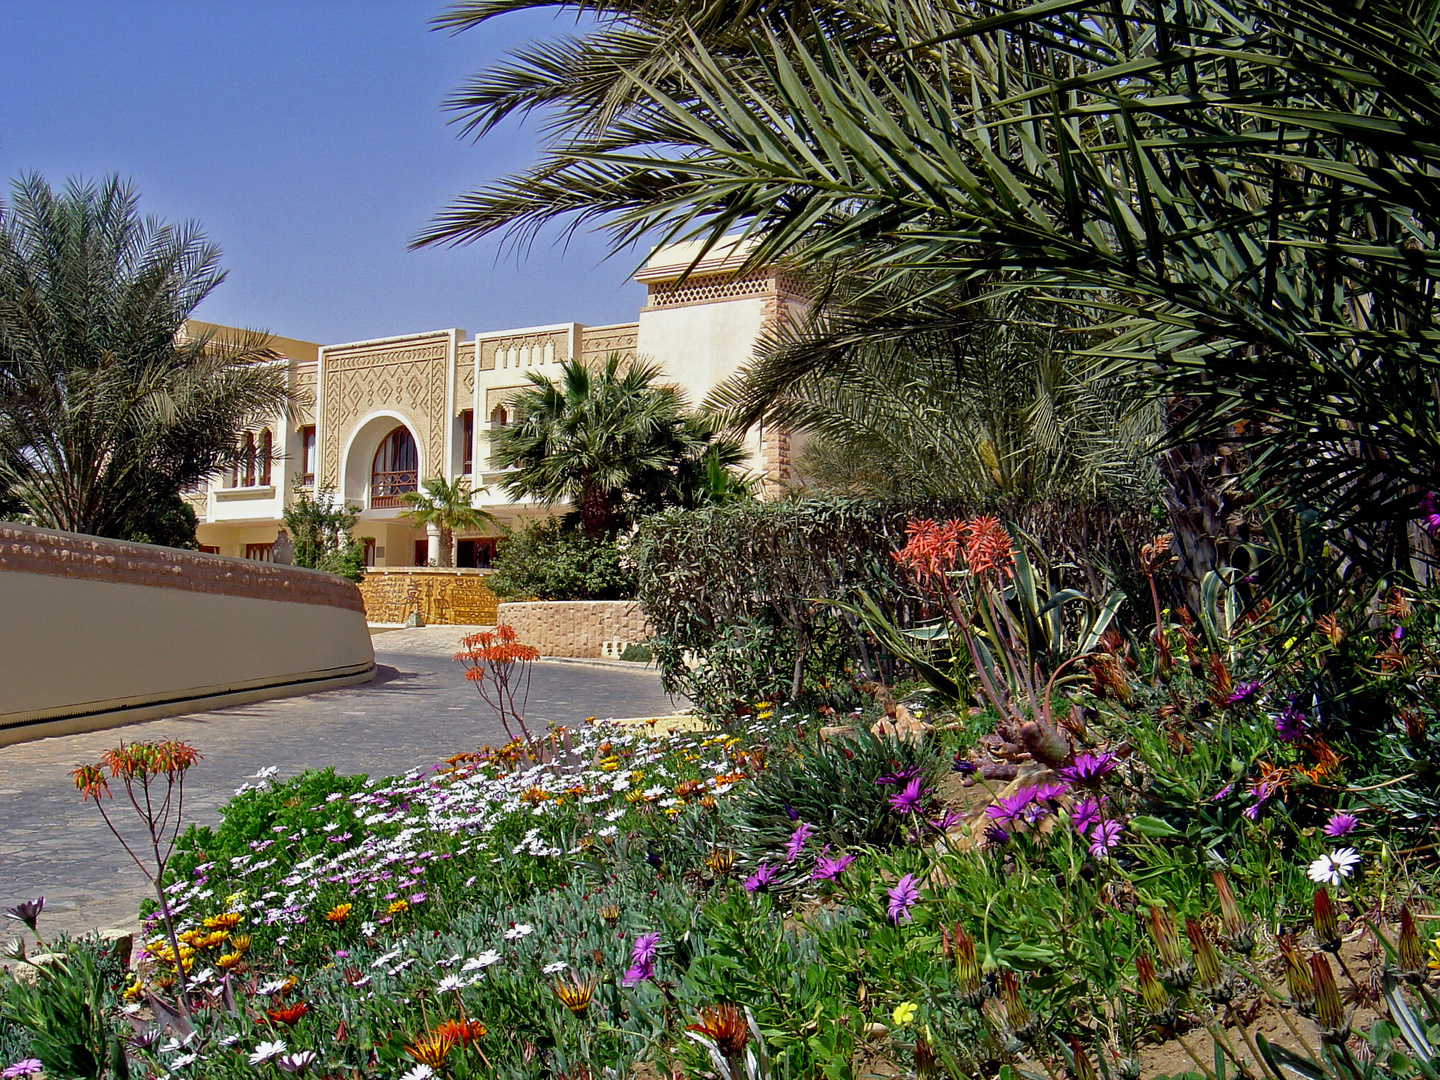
(631, 496, 1154, 714)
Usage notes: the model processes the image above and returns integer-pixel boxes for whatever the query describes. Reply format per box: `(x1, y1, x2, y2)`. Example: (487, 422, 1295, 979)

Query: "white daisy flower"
(436, 974, 464, 993)
(171, 1054, 198, 1068)
(503, 923, 534, 940)
(542, 961, 568, 975)
(1307, 847, 1360, 887)
(249, 1040, 288, 1065)
(400, 1066, 435, 1080)
(463, 950, 502, 970)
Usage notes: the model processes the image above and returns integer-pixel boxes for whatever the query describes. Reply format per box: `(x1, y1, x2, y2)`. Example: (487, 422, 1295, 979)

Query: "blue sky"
(0, 0, 648, 345)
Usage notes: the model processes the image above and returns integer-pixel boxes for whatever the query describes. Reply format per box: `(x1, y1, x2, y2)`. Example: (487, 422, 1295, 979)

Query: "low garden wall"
(358, 567, 499, 625)
(495, 599, 650, 658)
(0, 522, 375, 744)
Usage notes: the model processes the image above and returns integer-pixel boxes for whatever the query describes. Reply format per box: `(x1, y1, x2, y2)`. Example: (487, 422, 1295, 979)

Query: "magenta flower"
(887, 873, 920, 923)
(1273, 703, 1307, 744)
(1225, 681, 1263, 706)
(1210, 782, 1234, 802)
(951, 753, 977, 775)
(813, 850, 856, 881)
(875, 766, 923, 787)
(928, 808, 963, 832)
(888, 776, 930, 815)
(2, 1062, 42, 1080)
(1420, 492, 1440, 536)
(631, 932, 660, 965)
(1088, 819, 1124, 858)
(1071, 797, 1104, 835)
(784, 821, 815, 863)
(1058, 752, 1116, 787)
(622, 958, 653, 986)
(1323, 812, 1358, 839)
(744, 862, 778, 893)
(983, 824, 1010, 848)
(984, 788, 1036, 827)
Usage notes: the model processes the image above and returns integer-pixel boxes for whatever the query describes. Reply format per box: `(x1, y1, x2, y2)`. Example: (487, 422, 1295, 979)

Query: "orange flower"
(267, 1002, 310, 1026)
(324, 903, 353, 924)
(432, 1019, 487, 1047)
(406, 1032, 455, 1068)
(961, 515, 1013, 579)
(686, 1003, 748, 1059)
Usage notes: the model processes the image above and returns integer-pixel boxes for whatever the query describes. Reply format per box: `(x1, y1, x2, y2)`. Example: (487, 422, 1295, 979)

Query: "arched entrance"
(369, 425, 418, 508)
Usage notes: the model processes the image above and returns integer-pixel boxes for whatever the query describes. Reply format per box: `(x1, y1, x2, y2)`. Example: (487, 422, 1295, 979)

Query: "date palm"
(399, 476, 496, 567)
(428, 0, 1440, 577)
(489, 353, 746, 537)
(0, 174, 288, 541)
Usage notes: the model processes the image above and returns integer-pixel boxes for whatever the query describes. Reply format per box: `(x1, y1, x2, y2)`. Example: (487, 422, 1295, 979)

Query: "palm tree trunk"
(579, 482, 610, 540)
(439, 525, 454, 568)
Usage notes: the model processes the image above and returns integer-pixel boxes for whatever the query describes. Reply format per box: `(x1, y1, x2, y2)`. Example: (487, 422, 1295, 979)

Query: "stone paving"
(0, 627, 682, 943)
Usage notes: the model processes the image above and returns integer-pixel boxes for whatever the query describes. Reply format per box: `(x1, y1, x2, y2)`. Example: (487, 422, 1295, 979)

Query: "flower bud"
(1308, 953, 1349, 1043)
(1135, 954, 1174, 1024)
(1068, 1036, 1099, 1080)
(1311, 888, 1341, 953)
(1185, 919, 1230, 1002)
(1277, 933, 1314, 1015)
(1148, 906, 1193, 989)
(997, 969, 1036, 1043)
(1398, 905, 1427, 981)
(953, 927, 985, 1007)
(1212, 871, 1254, 954)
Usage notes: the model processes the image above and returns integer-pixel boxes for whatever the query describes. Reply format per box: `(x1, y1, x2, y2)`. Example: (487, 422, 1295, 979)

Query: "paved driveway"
(0, 628, 682, 941)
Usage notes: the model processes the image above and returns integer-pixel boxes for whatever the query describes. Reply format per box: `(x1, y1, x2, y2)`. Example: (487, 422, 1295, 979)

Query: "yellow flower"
(1428, 934, 1440, 972)
(229, 934, 252, 953)
(387, 899, 410, 916)
(892, 1002, 918, 1027)
(216, 951, 244, 970)
(123, 979, 146, 1002)
(195, 930, 230, 950)
(203, 912, 243, 931)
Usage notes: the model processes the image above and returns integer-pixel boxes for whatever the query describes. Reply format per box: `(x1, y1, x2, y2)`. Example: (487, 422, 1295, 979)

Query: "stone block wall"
(358, 568, 499, 625)
(495, 600, 651, 658)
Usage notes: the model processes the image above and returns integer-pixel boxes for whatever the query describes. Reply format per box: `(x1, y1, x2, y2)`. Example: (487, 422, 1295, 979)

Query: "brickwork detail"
(358, 569, 499, 625)
(319, 337, 449, 487)
(0, 523, 365, 612)
(456, 343, 475, 398)
(759, 278, 806, 496)
(495, 600, 651, 658)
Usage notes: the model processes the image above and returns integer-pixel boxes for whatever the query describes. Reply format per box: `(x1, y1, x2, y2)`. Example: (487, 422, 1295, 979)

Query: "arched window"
(370, 425, 418, 508)
(258, 429, 272, 487)
(242, 432, 257, 488)
(489, 405, 509, 427)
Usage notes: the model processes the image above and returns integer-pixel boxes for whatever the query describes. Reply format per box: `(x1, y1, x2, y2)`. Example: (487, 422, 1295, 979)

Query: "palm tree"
(0, 174, 288, 541)
(399, 476, 496, 567)
(489, 353, 747, 538)
(428, 0, 1440, 578)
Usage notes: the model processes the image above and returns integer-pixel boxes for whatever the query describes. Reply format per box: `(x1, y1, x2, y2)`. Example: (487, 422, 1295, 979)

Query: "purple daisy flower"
(812, 850, 856, 881)
(1420, 492, 1440, 537)
(1225, 681, 1263, 706)
(888, 776, 930, 815)
(984, 788, 1036, 827)
(784, 821, 815, 863)
(2, 1062, 43, 1079)
(1058, 752, 1117, 787)
(1210, 782, 1234, 802)
(744, 862, 778, 893)
(631, 932, 660, 965)
(622, 958, 654, 986)
(1071, 796, 1105, 836)
(928, 808, 964, 832)
(984, 824, 1010, 847)
(1088, 819, 1124, 858)
(1273, 703, 1308, 744)
(887, 873, 920, 923)
(875, 766, 923, 787)
(951, 753, 977, 775)
(1323, 812, 1358, 839)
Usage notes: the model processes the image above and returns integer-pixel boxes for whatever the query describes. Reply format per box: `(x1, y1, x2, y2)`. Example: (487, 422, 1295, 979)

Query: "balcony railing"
(370, 469, 418, 509)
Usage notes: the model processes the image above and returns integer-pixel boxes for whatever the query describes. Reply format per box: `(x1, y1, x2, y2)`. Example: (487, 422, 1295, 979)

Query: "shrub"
(282, 484, 366, 582)
(618, 642, 652, 663)
(632, 496, 1150, 711)
(487, 517, 635, 600)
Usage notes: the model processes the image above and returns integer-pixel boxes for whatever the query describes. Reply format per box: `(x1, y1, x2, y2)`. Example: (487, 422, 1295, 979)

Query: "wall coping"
(363, 566, 494, 576)
(0, 522, 365, 613)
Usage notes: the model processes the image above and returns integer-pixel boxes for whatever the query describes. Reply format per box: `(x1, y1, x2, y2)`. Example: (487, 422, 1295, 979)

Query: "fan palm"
(429, 0, 1440, 576)
(0, 174, 288, 541)
(489, 353, 746, 537)
(399, 476, 497, 567)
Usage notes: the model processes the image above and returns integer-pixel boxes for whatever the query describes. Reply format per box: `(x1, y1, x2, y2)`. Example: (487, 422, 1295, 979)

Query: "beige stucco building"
(189, 240, 802, 567)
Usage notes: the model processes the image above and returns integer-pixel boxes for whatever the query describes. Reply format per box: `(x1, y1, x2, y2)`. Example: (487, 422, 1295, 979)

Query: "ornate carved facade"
(192, 239, 802, 569)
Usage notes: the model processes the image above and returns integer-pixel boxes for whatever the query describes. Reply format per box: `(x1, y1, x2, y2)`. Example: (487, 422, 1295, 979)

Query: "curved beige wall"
(0, 524, 374, 744)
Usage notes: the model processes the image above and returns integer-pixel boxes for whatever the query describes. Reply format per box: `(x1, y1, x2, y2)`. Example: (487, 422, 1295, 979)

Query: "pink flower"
(1323, 812, 1357, 839)
(888, 777, 929, 815)
(784, 821, 815, 863)
(1058, 753, 1116, 787)
(1071, 797, 1105, 835)
(812, 851, 856, 881)
(744, 862, 777, 893)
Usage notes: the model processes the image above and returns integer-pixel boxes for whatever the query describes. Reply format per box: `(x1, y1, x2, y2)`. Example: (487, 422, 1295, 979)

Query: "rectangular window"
(299, 426, 316, 486)
(461, 411, 474, 473)
(199, 545, 220, 555)
(414, 539, 429, 565)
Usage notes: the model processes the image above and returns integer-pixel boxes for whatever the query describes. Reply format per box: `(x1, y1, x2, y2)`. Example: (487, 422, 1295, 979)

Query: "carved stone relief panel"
(580, 323, 638, 363)
(479, 329, 571, 372)
(291, 363, 317, 424)
(319, 337, 449, 486)
(456, 343, 475, 401)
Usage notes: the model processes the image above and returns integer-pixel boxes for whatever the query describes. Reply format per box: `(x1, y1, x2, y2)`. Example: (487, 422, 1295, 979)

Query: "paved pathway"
(0, 628, 682, 943)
